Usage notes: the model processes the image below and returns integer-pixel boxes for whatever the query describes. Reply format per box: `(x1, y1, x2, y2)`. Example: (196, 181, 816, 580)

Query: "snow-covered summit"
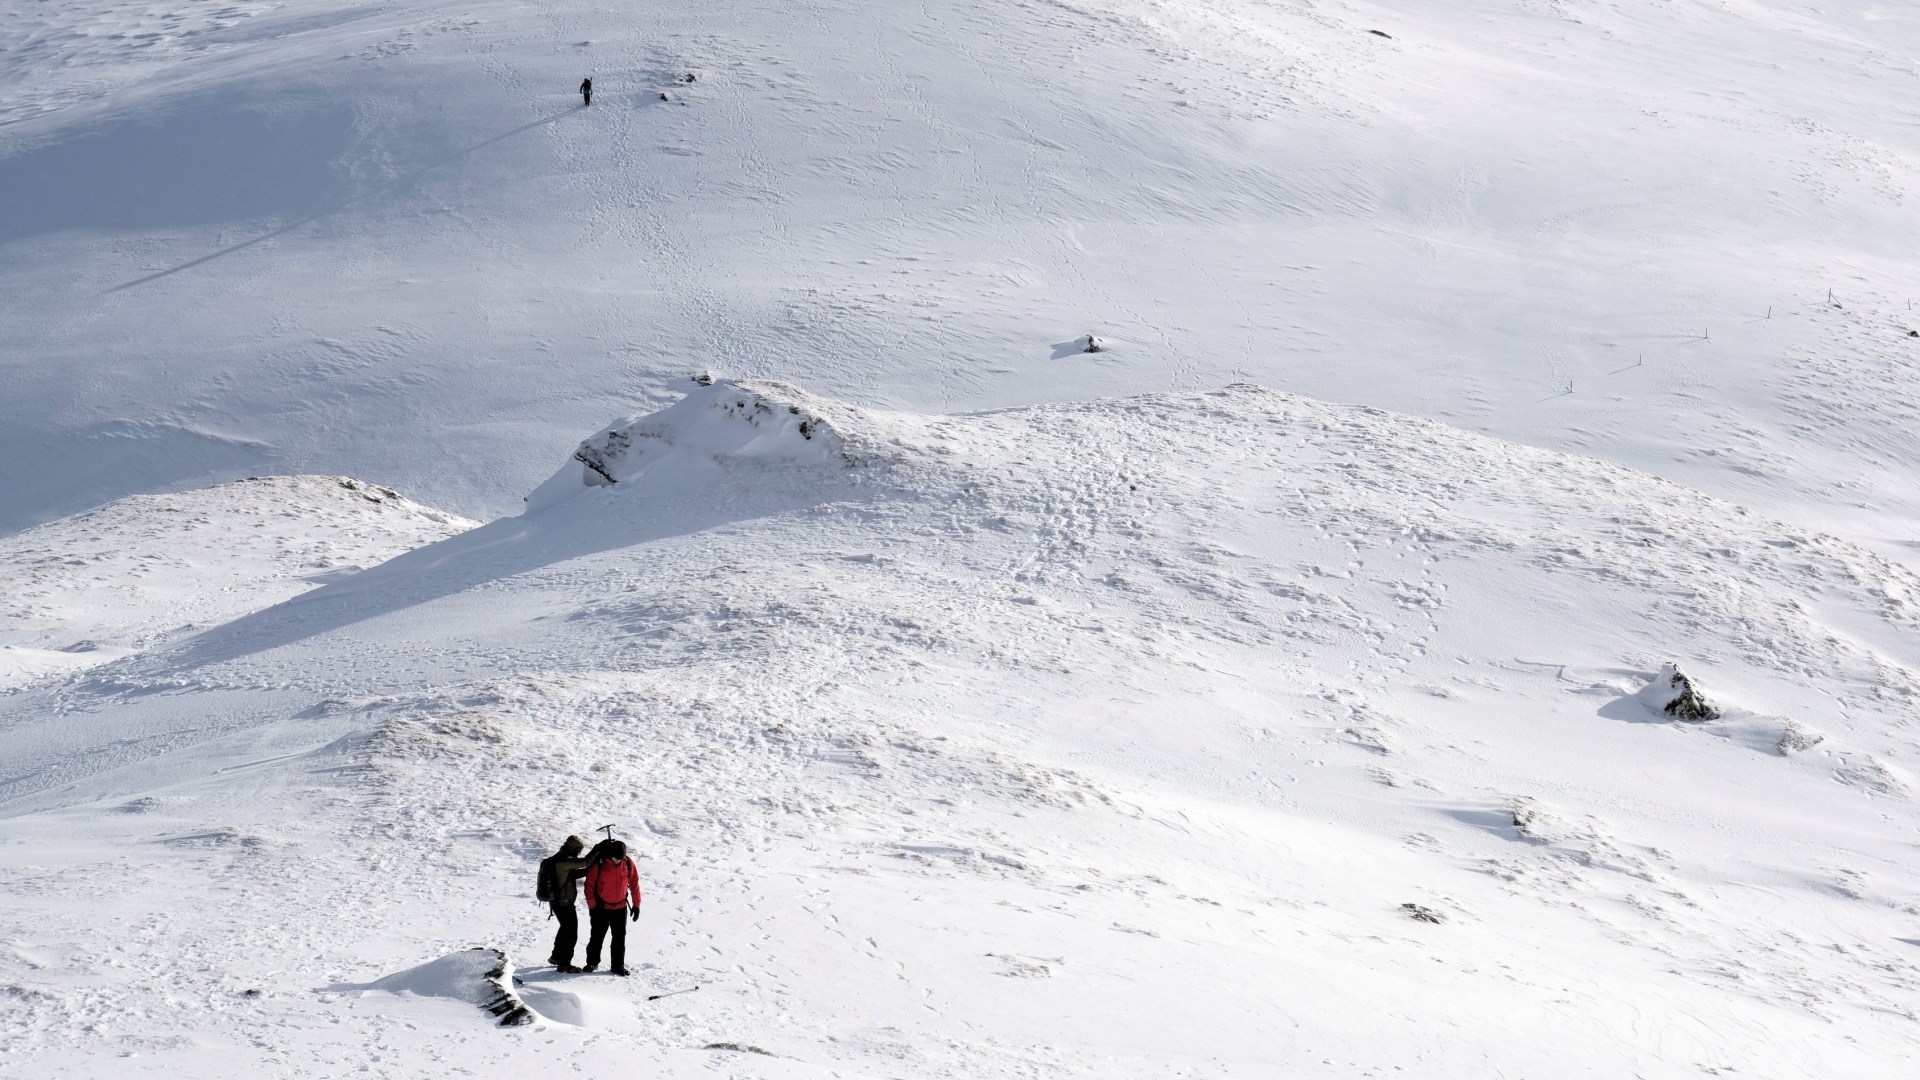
(526, 378, 860, 511)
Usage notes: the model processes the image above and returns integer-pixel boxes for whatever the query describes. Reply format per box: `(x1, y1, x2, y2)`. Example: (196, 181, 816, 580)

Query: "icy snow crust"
(3, 383, 1919, 1076)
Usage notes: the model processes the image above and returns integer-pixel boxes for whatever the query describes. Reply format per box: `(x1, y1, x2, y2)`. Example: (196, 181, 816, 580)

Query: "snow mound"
(0, 475, 474, 690)
(1633, 663, 1721, 722)
(364, 948, 532, 1027)
(1778, 721, 1826, 755)
(525, 379, 860, 512)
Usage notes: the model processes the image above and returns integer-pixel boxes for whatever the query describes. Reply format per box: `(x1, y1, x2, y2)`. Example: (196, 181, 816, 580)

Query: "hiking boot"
(582, 964, 598, 973)
(556, 963, 582, 973)
(612, 967, 630, 977)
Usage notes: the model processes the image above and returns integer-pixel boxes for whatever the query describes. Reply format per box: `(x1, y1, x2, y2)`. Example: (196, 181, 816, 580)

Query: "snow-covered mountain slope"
(10, 0, 1920, 1073)
(3, 382, 1916, 1077)
(0, 475, 474, 690)
(7, 0, 1920, 563)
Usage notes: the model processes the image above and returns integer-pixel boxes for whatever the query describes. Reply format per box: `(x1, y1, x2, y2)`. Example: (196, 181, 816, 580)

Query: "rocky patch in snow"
(526, 379, 864, 512)
(363, 948, 533, 1027)
(1778, 721, 1827, 755)
(1633, 663, 1721, 721)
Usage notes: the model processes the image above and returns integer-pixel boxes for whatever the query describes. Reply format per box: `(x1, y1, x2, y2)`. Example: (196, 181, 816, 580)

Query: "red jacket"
(584, 857, 641, 910)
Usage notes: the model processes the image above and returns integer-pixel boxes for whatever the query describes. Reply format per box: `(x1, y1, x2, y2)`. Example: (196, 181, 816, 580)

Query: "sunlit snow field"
(4, 1, 1920, 1077)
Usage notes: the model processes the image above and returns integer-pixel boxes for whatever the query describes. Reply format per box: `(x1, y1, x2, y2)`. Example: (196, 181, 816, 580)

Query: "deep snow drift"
(2, 381, 1917, 1077)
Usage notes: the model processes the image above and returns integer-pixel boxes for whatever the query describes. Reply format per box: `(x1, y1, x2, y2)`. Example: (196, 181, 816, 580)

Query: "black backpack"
(535, 855, 560, 903)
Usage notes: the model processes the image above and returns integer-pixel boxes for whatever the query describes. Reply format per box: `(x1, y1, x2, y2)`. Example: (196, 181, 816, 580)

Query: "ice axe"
(647, 985, 699, 1001)
(598, 824, 616, 841)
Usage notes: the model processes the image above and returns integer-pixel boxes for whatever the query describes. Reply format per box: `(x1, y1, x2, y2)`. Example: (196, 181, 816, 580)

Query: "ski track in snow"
(2, 382, 1918, 1076)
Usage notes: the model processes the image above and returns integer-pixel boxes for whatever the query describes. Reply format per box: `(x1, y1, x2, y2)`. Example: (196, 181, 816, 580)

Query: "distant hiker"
(580, 77, 592, 107)
(536, 835, 592, 972)
(582, 839, 642, 976)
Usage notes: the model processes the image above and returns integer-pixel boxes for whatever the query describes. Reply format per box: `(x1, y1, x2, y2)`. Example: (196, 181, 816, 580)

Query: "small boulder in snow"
(1777, 721, 1825, 755)
(1510, 799, 1551, 840)
(1634, 663, 1720, 722)
(1400, 902, 1443, 924)
(367, 947, 534, 1027)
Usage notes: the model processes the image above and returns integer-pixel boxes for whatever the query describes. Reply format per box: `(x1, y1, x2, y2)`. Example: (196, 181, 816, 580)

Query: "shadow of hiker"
(106, 108, 578, 293)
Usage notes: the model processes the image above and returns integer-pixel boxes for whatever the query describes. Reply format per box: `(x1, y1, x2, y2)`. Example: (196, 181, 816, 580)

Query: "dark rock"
(1635, 662, 1720, 721)
(481, 952, 535, 1027)
(705, 1043, 775, 1056)
(1401, 902, 1443, 924)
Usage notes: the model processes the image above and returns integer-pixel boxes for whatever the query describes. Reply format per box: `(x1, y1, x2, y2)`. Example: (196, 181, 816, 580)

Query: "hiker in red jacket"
(582, 839, 642, 976)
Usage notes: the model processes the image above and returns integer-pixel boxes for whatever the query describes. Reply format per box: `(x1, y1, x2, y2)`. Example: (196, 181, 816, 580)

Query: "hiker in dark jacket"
(580, 77, 592, 106)
(582, 840, 643, 976)
(541, 835, 593, 972)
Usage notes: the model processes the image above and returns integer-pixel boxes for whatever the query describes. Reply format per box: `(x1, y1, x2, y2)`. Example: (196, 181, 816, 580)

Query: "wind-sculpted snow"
(0, 476, 474, 690)
(358, 948, 533, 1026)
(3, 385, 1920, 1076)
(525, 379, 860, 510)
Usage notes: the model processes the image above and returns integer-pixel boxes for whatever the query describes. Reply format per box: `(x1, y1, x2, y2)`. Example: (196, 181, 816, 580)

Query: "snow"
(5, 381, 1920, 1075)
(525, 378, 854, 511)
(6, 0, 1920, 1075)
(359, 947, 535, 1026)
(0, 476, 475, 690)
(1631, 662, 1721, 722)
(6, 0, 1920, 558)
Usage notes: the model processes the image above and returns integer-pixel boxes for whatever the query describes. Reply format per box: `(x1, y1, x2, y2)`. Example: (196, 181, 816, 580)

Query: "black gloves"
(629, 905, 639, 922)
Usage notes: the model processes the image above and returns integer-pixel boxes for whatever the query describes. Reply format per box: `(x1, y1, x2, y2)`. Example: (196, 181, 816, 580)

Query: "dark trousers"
(585, 906, 626, 971)
(582, 91, 591, 106)
(549, 901, 579, 965)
